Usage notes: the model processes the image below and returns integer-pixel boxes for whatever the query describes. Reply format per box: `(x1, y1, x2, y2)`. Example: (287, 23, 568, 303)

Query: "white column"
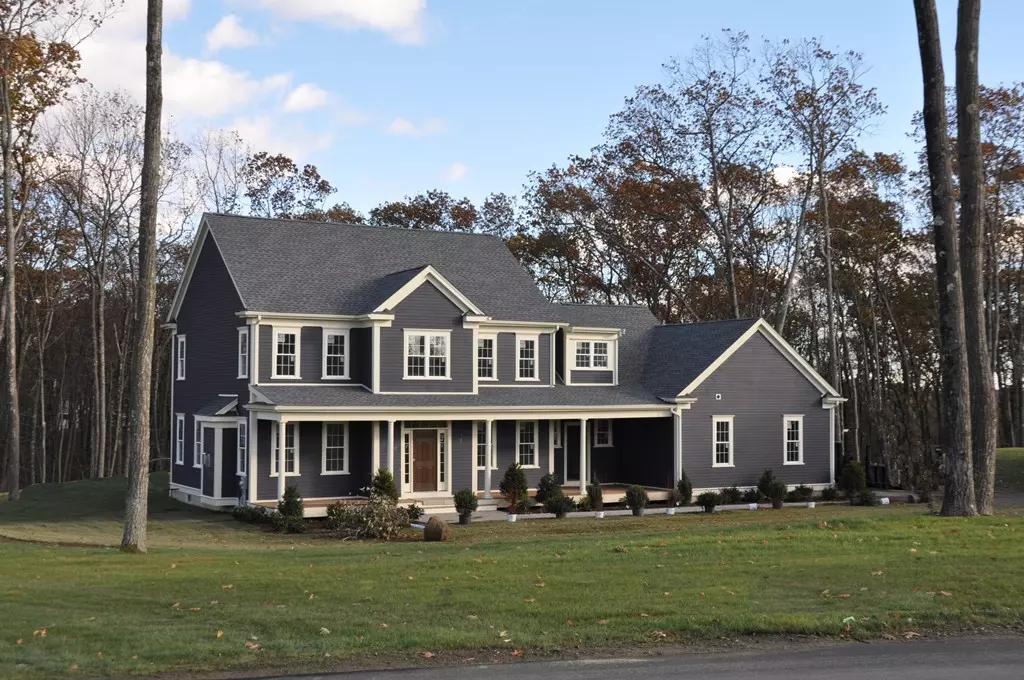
(387, 420, 397, 494)
(276, 419, 287, 502)
(828, 405, 836, 484)
(484, 419, 494, 499)
(672, 408, 682, 483)
(548, 420, 555, 475)
(247, 412, 258, 503)
(579, 418, 588, 495)
(371, 420, 380, 474)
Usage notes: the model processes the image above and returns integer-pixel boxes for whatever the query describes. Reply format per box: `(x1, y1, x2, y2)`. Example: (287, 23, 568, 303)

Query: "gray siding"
(171, 234, 248, 492)
(221, 428, 239, 499)
(350, 327, 372, 388)
(379, 282, 473, 393)
(589, 418, 674, 488)
(493, 332, 552, 385)
(681, 332, 831, 489)
(258, 325, 367, 386)
(451, 421, 474, 491)
(475, 420, 550, 490)
(555, 330, 565, 383)
(570, 369, 613, 385)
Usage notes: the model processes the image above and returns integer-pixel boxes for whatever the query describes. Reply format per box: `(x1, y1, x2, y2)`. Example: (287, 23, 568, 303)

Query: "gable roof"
(557, 304, 661, 387)
(642, 318, 759, 399)
(369, 265, 484, 315)
(194, 213, 560, 322)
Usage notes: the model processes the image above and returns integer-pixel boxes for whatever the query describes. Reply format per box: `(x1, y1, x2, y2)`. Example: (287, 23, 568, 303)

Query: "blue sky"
(79, 0, 1024, 214)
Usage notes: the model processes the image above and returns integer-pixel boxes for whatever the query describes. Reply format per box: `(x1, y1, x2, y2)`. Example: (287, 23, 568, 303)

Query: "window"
(176, 335, 186, 380)
(193, 419, 202, 467)
(477, 335, 496, 380)
(405, 331, 449, 379)
(475, 421, 496, 469)
(272, 328, 300, 378)
(439, 430, 447, 485)
(322, 422, 349, 474)
(517, 420, 538, 467)
(237, 327, 249, 379)
(594, 419, 613, 447)
(517, 336, 537, 380)
(322, 330, 348, 379)
(237, 421, 247, 475)
(713, 416, 734, 467)
(402, 432, 411, 485)
(575, 340, 611, 370)
(174, 414, 184, 465)
(784, 415, 804, 465)
(271, 422, 298, 476)
(553, 421, 562, 448)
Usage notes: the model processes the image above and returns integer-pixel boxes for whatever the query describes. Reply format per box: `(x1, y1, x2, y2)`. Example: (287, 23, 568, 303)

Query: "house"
(166, 213, 843, 516)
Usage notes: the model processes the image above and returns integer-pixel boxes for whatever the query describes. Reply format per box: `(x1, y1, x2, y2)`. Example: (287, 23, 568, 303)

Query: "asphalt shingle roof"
(642, 318, 759, 398)
(196, 395, 239, 416)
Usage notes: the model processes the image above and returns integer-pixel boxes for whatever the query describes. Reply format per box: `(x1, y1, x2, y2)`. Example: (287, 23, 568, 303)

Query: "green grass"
(996, 448, 1024, 494)
(2, 477, 1024, 677)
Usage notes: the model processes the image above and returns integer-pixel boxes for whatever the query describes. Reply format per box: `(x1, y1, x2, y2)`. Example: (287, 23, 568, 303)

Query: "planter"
(631, 508, 644, 517)
(880, 497, 890, 505)
(554, 511, 568, 519)
(806, 502, 816, 509)
(594, 510, 605, 519)
(771, 499, 785, 509)
(748, 503, 758, 511)
(458, 513, 472, 525)
(666, 507, 676, 516)
(702, 505, 715, 514)
(507, 513, 518, 523)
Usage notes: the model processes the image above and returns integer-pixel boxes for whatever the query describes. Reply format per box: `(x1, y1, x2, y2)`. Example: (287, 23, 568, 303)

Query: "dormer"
(562, 325, 621, 386)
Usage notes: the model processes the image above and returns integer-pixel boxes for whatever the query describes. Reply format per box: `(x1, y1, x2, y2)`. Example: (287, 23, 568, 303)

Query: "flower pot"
(702, 505, 715, 513)
(748, 503, 758, 511)
(594, 510, 605, 519)
(666, 507, 676, 516)
(555, 511, 567, 519)
(458, 513, 472, 525)
(772, 499, 785, 509)
(880, 497, 890, 505)
(631, 508, 644, 517)
(806, 502, 816, 509)
(507, 513, 518, 523)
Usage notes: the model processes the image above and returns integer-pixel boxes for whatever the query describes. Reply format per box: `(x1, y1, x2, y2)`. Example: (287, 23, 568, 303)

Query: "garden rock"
(423, 517, 450, 542)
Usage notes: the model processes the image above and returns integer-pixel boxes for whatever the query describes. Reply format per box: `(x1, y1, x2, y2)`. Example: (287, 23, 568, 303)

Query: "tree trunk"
(775, 172, 815, 332)
(1, 69, 20, 501)
(914, 0, 977, 516)
(956, 0, 996, 515)
(121, 0, 163, 553)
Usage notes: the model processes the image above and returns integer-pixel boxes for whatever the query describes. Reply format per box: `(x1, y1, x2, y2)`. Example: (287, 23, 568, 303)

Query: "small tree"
(624, 485, 649, 514)
(757, 469, 778, 499)
(453, 488, 478, 516)
(839, 460, 867, 498)
(372, 468, 399, 503)
(586, 483, 604, 510)
(535, 472, 561, 504)
(278, 484, 304, 518)
(676, 469, 693, 505)
(499, 463, 528, 514)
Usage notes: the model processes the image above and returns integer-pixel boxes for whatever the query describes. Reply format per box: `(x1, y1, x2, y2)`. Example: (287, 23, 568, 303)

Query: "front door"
(201, 426, 216, 497)
(564, 423, 580, 483)
(412, 430, 438, 492)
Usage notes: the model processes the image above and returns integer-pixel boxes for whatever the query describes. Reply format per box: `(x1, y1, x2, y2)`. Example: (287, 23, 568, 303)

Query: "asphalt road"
(267, 637, 1024, 680)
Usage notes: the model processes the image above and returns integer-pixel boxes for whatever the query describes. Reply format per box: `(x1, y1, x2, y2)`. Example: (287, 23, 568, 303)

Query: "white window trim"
(593, 419, 614, 448)
(271, 326, 302, 380)
(784, 414, 805, 466)
(403, 329, 452, 380)
(477, 333, 498, 381)
(712, 415, 734, 468)
(176, 335, 186, 381)
(193, 418, 202, 468)
(473, 420, 497, 470)
(515, 333, 540, 382)
(321, 422, 350, 475)
(237, 421, 248, 476)
(174, 413, 185, 465)
(552, 421, 562, 448)
(237, 327, 249, 380)
(516, 419, 540, 468)
(270, 422, 300, 477)
(321, 328, 350, 380)
(574, 340, 613, 371)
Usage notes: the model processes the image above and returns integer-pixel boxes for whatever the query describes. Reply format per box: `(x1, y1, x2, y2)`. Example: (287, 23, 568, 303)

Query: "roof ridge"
(557, 302, 652, 309)
(657, 317, 760, 328)
(204, 212, 501, 241)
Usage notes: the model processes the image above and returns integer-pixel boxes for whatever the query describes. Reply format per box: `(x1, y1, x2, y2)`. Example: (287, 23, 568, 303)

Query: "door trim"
(412, 429, 438, 493)
(400, 421, 452, 497)
(563, 422, 580, 485)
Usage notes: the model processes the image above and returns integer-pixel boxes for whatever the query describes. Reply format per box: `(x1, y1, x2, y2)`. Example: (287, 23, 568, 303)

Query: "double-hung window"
(477, 335, 496, 380)
(273, 328, 300, 378)
(237, 327, 249, 379)
(176, 335, 186, 380)
(322, 329, 348, 379)
(575, 340, 610, 369)
(193, 419, 202, 468)
(593, 419, 613, 447)
(322, 422, 349, 474)
(712, 416, 734, 467)
(174, 414, 184, 465)
(475, 421, 496, 469)
(517, 335, 537, 380)
(237, 421, 247, 475)
(784, 415, 804, 465)
(271, 423, 298, 476)
(405, 331, 449, 379)
(517, 420, 538, 467)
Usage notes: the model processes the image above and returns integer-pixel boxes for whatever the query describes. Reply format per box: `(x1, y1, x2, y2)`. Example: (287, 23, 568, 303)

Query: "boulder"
(423, 516, 450, 542)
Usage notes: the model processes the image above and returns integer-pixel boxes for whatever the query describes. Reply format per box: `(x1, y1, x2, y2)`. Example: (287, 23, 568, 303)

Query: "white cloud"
(231, 115, 334, 159)
(442, 162, 469, 182)
(255, 0, 427, 43)
(284, 83, 328, 113)
(386, 116, 445, 137)
(163, 54, 289, 118)
(205, 14, 259, 54)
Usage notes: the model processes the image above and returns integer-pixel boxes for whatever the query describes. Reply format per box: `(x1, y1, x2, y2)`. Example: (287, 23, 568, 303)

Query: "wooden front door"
(412, 430, 438, 492)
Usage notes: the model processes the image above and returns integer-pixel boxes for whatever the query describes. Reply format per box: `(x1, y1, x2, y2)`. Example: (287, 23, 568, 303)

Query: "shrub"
(423, 516, 450, 541)
(406, 503, 425, 522)
(792, 485, 814, 502)
(721, 486, 743, 504)
(839, 460, 867, 498)
(859, 488, 879, 506)
(277, 485, 304, 519)
(784, 490, 799, 503)
(575, 494, 592, 512)
(668, 487, 683, 507)
(544, 493, 575, 518)
(535, 473, 561, 504)
(624, 485, 649, 510)
(371, 468, 400, 504)
(676, 470, 693, 505)
(586, 483, 604, 510)
(757, 469, 778, 499)
(326, 497, 410, 540)
(453, 488, 478, 516)
(767, 479, 788, 502)
(742, 488, 761, 504)
(820, 486, 839, 501)
(697, 490, 720, 510)
(270, 511, 306, 534)
(499, 463, 529, 514)
(232, 504, 271, 524)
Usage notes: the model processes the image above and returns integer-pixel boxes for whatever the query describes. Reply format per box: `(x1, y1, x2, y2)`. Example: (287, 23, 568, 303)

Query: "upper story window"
(174, 414, 185, 465)
(575, 340, 610, 369)
(517, 335, 537, 380)
(237, 327, 249, 379)
(477, 335, 496, 380)
(405, 331, 449, 379)
(713, 415, 734, 467)
(176, 335, 186, 380)
(784, 415, 804, 465)
(322, 329, 348, 380)
(272, 327, 300, 379)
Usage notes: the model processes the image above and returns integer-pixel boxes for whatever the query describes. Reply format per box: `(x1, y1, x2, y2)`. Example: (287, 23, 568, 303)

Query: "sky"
(76, 0, 1024, 214)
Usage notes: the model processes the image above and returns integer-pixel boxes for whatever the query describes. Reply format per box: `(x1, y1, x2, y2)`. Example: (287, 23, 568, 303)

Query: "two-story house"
(166, 213, 843, 515)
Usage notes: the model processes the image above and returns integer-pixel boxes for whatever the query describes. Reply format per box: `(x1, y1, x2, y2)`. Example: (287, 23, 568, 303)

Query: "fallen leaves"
(32, 628, 46, 638)
(319, 627, 331, 636)
(422, 651, 435, 659)
(511, 649, 523, 657)
(650, 630, 667, 639)
(596, 619, 609, 625)
(523, 597, 536, 603)
(903, 631, 921, 639)
(940, 591, 953, 597)
(244, 641, 261, 650)
(216, 630, 223, 640)
(534, 582, 545, 588)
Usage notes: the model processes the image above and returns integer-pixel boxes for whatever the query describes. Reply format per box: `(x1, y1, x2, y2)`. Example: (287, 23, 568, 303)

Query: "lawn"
(996, 447, 1024, 494)
(1, 471, 1024, 678)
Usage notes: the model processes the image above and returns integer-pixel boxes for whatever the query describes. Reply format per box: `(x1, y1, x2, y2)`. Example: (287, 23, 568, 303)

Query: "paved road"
(268, 637, 1023, 680)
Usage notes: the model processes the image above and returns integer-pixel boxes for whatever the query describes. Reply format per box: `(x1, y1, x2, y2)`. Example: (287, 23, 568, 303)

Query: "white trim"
(677, 319, 841, 398)
(515, 333, 540, 381)
(174, 414, 185, 465)
(783, 414, 804, 466)
(476, 332, 498, 381)
(473, 420, 497, 470)
(193, 418, 202, 468)
(552, 421, 562, 448)
(249, 405, 675, 421)
(237, 420, 248, 477)
(712, 415, 734, 468)
(374, 265, 485, 315)
(166, 221, 247, 323)
(672, 408, 682, 483)
(547, 419, 555, 474)
(251, 319, 261, 387)
(372, 325, 381, 393)
(403, 329, 452, 380)
(176, 335, 186, 381)
(270, 326, 302, 380)
(247, 410, 258, 503)
(516, 419, 539, 468)
(237, 327, 250, 380)
(270, 422, 300, 477)
(321, 327, 351, 380)
(236, 310, 392, 323)
(372, 421, 381, 472)
(321, 422, 350, 475)
(592, 419, 613, 447)
(573, 339, 614, 371)
(828, 403, 836, 484)
(214, 398, 238, 416)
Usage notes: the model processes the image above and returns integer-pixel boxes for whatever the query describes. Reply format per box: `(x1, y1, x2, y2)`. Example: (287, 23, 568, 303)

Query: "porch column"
(579, 418, 588, 495)
(276, 418, 287, 502)
(483, 418, 494, 499)
(387, 420, 397, 494)
(372, 421, 380, 475)
(672, 408, 682, 483)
